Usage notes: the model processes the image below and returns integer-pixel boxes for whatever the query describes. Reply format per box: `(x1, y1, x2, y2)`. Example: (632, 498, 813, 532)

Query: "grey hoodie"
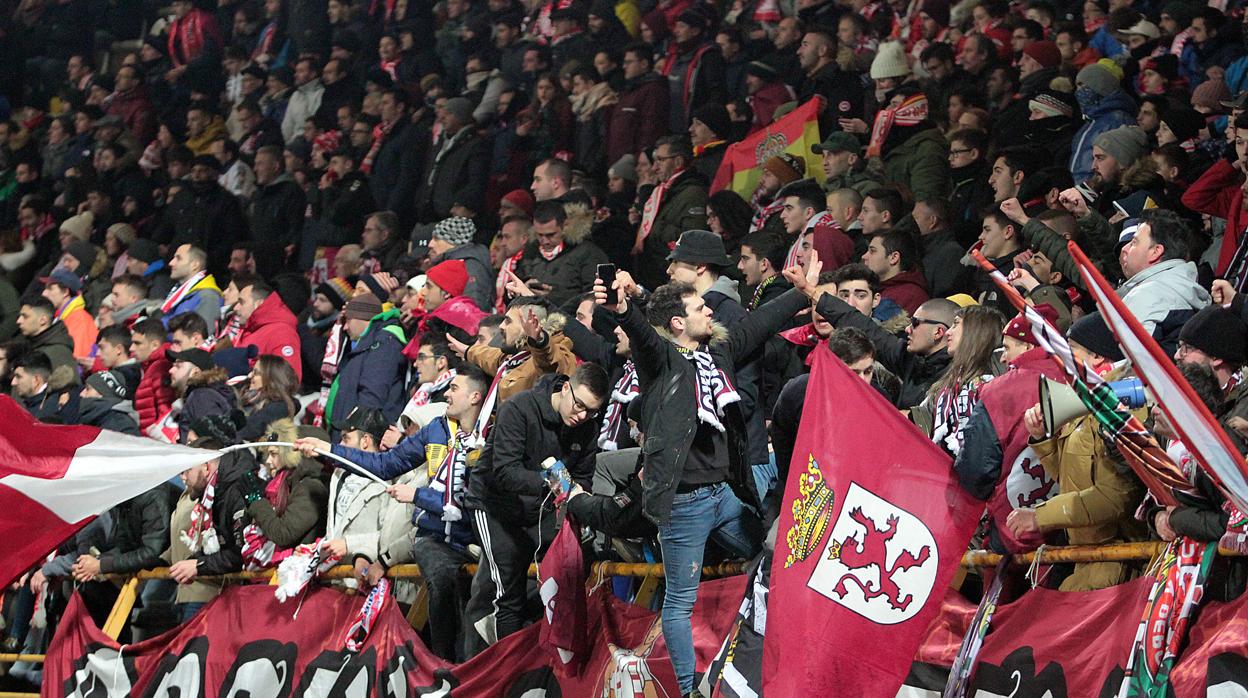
(1118, 259, 1211, 334)
(442, 243, 496, 312)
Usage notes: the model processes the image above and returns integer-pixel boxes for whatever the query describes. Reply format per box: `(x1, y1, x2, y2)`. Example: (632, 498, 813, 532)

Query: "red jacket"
(135, 345, 175, 430)
(879, 268, 930, 315)
(1181, 159, 1244, 277)
(606, 73, 670, 167)
(105, 85, 156, 144)
(236, 293, 302, 380)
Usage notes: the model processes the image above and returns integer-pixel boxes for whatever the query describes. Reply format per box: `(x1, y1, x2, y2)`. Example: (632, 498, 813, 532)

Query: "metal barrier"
(1, 541, 1241, 694)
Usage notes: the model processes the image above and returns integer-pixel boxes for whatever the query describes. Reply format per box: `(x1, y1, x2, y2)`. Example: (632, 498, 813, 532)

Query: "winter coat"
(98, 482, 179, 574)
(328, 309, 408, 434)
(797, 62, 865, 135)
(305, 171, 376, 268)
(1118, 259, 1211, 335)
(514, 225, 610, 307)
(690, 142, 729, 184)
(634, 169, 709, 291)
(59, 300, 97, 359)
(236, 293, 303, 380)
(281, 79, 325, 143)
(1180, 159, 1246, 279)
(179, 371, 236, 439)
(1031, 414, 1148, 591)
(76, 396, 139, 435)
(880, 127, 950, 202)
(465, 315, 579, 403)
(28, 321, 77, 376)
(948, 161, 995, 246)
(954, 347, 1065, 553)
(469, 374, 599, 526)
(192, 450, 258, 575)
(441, 243, 495, 311)
(921, 229, 970, 298)
(104, 86, 156, 145)
(369, 118, 427, 227)
(157, 182, 248, 277)
(326, 467, 415, 565)
(134, 344, 175, 431)
(168, 490, 224, 603)
(663, 41, 727, 130)
(247, 174, 306, 258)
(879, 268, 930, 315)
(246, 458, 329, 549)
(162, 276, 224, 329)
(616, 287, 809, 525)
(415, 125, 489, 222)
(607, 73, 670, 166)
(1070, 91, 1136, 182)
(238, 400, 295, 442)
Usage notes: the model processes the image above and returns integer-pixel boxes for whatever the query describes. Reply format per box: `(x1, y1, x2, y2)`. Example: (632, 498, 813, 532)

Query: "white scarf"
(635, 170, 683, 249)
(180, 469, 220, 555)
(677, 346, 739, 432)
(161, 270, 207, 314)
(468, 350, 530, 447)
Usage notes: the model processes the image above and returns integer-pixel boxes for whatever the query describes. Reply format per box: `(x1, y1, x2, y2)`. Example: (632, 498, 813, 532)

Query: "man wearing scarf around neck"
(869, 86, 951, 202)
(632, 135, 709, 291)
(594, 253, 822, 698)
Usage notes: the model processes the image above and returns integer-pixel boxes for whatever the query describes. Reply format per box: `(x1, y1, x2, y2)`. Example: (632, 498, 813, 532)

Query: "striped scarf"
(412, 369, 456, 407)
(180, 469, 219, 555)
(636, 170, 683, 249)
(161, 270, 208, 314)
(598, 361, 639, 450)
(359, 119, 396, 175)
(430, 419, 470, 522)
(496, 253, 522, 313)
(468, 350, 531, 446)
(344, 578, 390, 651)
(676, 346, 739, 432)
(750, 196, 784, 234)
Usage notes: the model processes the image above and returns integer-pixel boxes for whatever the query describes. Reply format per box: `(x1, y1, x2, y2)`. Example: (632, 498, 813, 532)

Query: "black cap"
(666, 229, 732, 266)
(85, 370, 129, 400)
(167, 348, 214, 371)
(1180, 306, 1248, 365)
(341, 406, 390, 442)
(1067, 312, 1124, 362)
(128, 238, 162, 264)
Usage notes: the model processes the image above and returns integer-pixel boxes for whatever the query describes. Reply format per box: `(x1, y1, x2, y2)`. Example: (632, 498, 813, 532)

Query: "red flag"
(538, 517, 588, 675)
(1170, 588, 1248, 694)
(0, 396, 217, 587)
(764, 345, 981, 696)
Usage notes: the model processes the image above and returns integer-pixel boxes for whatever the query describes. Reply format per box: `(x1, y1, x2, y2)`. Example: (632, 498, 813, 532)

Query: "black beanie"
(1068, 312, 1124, 362)
(1179, 306, 1248, 365)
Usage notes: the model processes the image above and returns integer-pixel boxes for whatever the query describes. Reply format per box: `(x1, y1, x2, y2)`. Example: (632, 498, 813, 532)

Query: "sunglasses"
(910, 317, 948, 329)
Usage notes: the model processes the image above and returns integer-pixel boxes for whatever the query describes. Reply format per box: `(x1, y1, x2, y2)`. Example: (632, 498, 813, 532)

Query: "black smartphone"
(597, 263, 616, 283)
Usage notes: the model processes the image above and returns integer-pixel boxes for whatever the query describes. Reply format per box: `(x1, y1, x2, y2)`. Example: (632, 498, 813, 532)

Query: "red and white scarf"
(308, 321, 346, 427)
(636, 170, 684, 249)
(538, 242, 564, 262)
(360, 119, 396, 175)
(598, 361, 639, 450)
(161, 270, 208, 314)
(749, 191, 784, 234)
(867, 93, 928, 158)
(412, 369, 456, 407)
(343, 578, 390, 651)
(181, 469, 219, 555)
(468, 350, 530, 446)
(496, 252, 522, 313)
(273, 538, 342, 602)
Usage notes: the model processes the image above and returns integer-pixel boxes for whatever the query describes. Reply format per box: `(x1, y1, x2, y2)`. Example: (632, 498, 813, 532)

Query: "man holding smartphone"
(514, 200, 610, 306)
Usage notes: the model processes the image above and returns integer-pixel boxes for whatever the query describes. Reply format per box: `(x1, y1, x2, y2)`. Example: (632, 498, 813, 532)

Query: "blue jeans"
(178, 602, 206, 623)
(659, 482, 761, 693)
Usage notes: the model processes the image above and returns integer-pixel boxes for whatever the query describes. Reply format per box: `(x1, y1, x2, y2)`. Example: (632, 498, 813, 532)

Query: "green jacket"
(880, 128, 950, 201)
(636, 170, 708, 291)
(823, 167, 882, 197)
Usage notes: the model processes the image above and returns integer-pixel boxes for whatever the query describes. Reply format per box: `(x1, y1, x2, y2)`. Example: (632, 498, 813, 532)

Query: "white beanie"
(870, 41, 911, 80)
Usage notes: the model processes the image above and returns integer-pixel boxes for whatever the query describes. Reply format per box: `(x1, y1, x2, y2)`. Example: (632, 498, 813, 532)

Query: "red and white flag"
(763, 344, 981, 696)
(0, 396, 219, 587)
(1069, 241, 1248, 515)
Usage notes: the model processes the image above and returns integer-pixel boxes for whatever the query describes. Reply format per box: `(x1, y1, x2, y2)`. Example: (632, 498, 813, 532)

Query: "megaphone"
(1038, 377, 1149, 438)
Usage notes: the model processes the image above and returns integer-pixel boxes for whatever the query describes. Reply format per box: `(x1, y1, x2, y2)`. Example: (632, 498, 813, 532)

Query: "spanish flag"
(710, 96, 825, 197)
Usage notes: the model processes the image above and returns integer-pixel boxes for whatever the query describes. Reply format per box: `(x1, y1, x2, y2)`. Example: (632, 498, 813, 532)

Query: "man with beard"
(168, 348, 234, 441)
(18, 297, 77, 376)
(796, 27, 864, 133)
(299, 277, 351, 384)
(160, 244, 225, 328)
(457, 296, 578, 407)
(427, 217, 495, 311)
(748, 152, 804, 236)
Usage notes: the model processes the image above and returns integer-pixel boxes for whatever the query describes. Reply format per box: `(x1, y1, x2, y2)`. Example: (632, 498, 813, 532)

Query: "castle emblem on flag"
(753, 130, 790, 168)
(807, 482, 938, 624)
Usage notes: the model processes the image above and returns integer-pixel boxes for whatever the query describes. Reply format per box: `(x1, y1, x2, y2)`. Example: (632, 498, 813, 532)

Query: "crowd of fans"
(6, 0, 1248, 694)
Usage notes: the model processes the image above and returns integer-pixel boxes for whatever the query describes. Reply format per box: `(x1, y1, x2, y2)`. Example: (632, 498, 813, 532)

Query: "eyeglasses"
(948, 148, 974, 157)
(569, 388, 601, 418)
(653, 153, 680, 162)
(911, 317, 949, 329)
(415, 353, 436, 361)
(1176, 341, 1203, 359)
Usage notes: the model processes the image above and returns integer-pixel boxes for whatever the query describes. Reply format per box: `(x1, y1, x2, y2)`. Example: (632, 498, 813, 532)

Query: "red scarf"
(168, 10, 221, 67)
(636, 169, 684, 249)
(662, 43, 713, 113)
(866, 93, 928, 158)
(360, 119, 396, 175)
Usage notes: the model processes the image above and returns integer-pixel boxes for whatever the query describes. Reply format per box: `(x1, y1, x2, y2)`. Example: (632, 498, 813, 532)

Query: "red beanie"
(1003, 303, 1060, 346)
(1022, 41, 1061, 70)
(427, 259, 469, 298)
(501, 189, 535, 218)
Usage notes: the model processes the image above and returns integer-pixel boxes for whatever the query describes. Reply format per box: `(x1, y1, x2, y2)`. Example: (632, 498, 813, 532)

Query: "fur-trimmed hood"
(652, 319, 729, 345)
(49, 365, 79, 391)
(561, 202, 594, 245)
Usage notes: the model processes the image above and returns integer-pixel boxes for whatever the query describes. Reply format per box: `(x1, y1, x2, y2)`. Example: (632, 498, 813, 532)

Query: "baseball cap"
(811, 132, 860, 155)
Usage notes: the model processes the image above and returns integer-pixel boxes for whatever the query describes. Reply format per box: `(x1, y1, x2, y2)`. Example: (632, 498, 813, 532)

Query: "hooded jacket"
(246, 457, 329, 549)
(514, 204, 610, 307)
(1118, 259, 1211, 335)
(880, 127, 951, 202)
(441, 243, 496, 311)
(28, 320, 77, 376)
(1070, 90, 1136, 182)
(134, 344, 175, 431)
(879, 268, 930, 315)
(178, 367, 236, 439)
(328, 308, 408, 433)
(236, 293, 302, 380)
(76, 396, 140, 435)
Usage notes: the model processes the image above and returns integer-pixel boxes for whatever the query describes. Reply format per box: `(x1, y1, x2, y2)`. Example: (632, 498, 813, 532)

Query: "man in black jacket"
(464, 365, 609, 650)
(593, 256, 818, 698)
(368, 89, 427, 228)
(247, 145, 306, 268)
(415, 97, 488, 223)
(168, 444, 260, 587)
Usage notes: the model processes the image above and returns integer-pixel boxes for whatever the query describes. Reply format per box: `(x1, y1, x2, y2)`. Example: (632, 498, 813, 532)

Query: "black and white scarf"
(677, 346, 739, 432)
(598, 361, 639, 450)
(431, 418, 470, 522)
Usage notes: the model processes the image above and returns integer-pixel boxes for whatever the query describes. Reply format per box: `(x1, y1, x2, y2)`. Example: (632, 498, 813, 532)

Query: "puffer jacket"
(880, 127, 950, 201)
(236, 293, 302, 380)
(134, 344, 175, 430)
(1118, 259, 1211, 335)
(514, 204, 610, 307)
(1070, 90, 1136, 182)
(615, 288, 809, 525)
(98, 482, 180, 574)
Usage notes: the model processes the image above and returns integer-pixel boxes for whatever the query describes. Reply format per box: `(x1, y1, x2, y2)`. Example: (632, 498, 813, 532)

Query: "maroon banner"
(1169, 590, 1248, 695)
(45, 575, 745, 697)
(764, 344, 982, 696)
(966, 576, 1149, 695)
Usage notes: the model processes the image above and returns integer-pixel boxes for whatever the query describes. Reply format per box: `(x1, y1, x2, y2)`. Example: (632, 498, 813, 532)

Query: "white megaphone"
(1037, 376, 1149, 438)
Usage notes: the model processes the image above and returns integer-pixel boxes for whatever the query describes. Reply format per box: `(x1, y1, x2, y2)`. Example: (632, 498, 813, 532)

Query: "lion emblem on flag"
(807, 482, 938, 624)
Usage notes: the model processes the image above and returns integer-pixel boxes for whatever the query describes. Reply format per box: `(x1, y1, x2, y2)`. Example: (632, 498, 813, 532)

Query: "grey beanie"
(442, 97, 476, 126)
(1094, 126, 1149, 168)
(609, 154, 637, 182)
(1076, 62, 1121, 97)
(432, 216, 476, 246)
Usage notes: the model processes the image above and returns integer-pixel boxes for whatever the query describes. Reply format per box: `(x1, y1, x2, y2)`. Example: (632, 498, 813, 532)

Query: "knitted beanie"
(1077, 62, 1121, 97)
(1093, 126, 1149, 168)
(426, 259, 470, 297)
